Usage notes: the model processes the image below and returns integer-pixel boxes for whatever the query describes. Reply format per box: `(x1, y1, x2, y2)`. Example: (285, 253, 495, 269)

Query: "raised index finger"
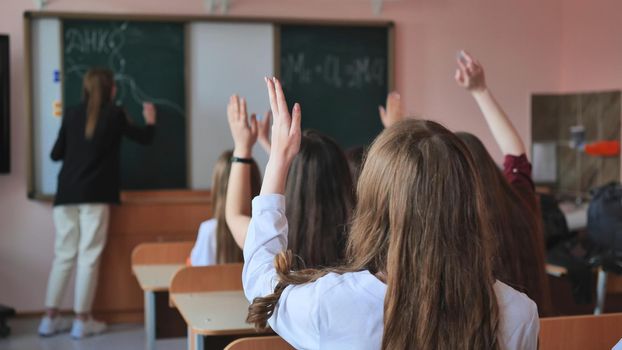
(265, 77, 279, 121)
(457, 59, 469, 75)
(273, 78, 290, 122)
(240, 97, 248, 122)
(387, 92, 398, 111)
(227, 95, 237, 121)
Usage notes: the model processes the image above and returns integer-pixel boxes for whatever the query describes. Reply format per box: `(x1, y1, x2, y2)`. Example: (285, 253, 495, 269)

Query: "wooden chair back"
(225, 336, 294, 350)
(170, 263, 243, 294)
(540, 313, 622, 350)
(131, 241, 194, 265)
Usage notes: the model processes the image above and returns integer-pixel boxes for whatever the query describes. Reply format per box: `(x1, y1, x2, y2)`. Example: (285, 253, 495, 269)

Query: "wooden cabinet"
(92, 190, 211, 323)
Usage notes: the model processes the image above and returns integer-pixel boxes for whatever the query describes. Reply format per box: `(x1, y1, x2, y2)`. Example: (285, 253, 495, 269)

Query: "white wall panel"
(188, 22, 274, 189)
(32, 18, 62, 196)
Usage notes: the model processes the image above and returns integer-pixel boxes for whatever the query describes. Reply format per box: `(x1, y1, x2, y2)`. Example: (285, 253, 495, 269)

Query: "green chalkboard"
(280, 24, 391, 149)
(63, 19, 186, 190)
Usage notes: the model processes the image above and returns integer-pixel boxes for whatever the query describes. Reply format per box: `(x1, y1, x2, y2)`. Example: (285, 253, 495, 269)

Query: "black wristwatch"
(230, 156, 254, 164)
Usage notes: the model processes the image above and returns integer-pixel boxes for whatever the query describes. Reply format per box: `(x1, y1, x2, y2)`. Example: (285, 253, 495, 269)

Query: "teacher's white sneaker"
(38, 316, 71, 337)
(70, 318, 107, 339)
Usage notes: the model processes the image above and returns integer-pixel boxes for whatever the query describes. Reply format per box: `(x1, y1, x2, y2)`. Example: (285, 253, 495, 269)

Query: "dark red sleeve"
(504, 154, 541, 229)
(503, 154, 535, 192)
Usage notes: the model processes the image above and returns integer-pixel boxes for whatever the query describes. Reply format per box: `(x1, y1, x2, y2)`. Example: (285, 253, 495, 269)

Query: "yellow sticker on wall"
(53, 100, 62, 117)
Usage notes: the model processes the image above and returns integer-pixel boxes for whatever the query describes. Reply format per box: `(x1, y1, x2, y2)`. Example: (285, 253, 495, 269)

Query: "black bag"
(588, 182, 622, 252)
(587, 182, 622, 274)
(539, 193, 573, 250)
(0, 304, 15, 338)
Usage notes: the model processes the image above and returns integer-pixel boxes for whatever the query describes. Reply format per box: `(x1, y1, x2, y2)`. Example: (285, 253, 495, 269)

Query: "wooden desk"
(93, 190, 210, 325)
(173, 291, 252, 335)
(169, 264, 262, 350)
(172, 290, 256, 350)
(133, 264, 185, 292)
(132, 264, 184, 350)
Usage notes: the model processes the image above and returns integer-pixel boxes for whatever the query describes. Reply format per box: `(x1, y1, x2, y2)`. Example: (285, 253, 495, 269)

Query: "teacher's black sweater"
(51, 103, 154, 206)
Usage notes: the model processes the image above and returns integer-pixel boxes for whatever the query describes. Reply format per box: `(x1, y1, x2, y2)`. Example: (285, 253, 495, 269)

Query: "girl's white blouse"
(243, 194, 539, 350)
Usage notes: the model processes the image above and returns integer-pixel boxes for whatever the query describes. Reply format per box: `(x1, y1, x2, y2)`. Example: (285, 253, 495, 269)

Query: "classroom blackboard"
(63, 19, 186, 190)
(280, 25, 391, 149)
(26, 13, 394, 198)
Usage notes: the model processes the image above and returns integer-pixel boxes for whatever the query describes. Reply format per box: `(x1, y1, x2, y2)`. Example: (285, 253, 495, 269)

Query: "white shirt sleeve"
(508, 302, 539, 350)
(495, 281, 540, 350)
(242, 194, 288, 302)
(242, 194, 320, 350)
(189, 219, 217, 266)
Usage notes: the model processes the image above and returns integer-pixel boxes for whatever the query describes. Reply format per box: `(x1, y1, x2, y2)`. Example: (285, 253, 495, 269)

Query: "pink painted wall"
(560, 0, 622, 91)
(1, 0, 564, 312)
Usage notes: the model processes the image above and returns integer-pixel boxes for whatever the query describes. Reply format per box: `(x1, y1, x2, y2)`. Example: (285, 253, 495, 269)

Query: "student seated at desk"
(242, 77, 539, 350)
(375, 52, 553, 317)
(453, 51, 552, 316)
(225, 94, 354, 269)
(189, 150, 261, 266)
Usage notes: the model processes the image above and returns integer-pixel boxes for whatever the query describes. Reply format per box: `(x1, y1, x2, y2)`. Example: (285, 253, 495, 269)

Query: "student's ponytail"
(82, 68, 115, 139)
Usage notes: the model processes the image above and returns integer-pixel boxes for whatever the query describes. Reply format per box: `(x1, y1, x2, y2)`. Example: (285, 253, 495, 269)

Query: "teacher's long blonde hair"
(82, 68, 115, 139)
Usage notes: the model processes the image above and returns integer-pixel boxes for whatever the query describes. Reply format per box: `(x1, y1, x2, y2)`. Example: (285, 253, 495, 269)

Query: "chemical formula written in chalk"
(281, 53, 385, 89)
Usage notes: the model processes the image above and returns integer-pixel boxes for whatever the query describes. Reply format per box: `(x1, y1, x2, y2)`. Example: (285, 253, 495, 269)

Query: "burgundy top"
(502, 154, 553, 316)
(503, 153, 535, 198)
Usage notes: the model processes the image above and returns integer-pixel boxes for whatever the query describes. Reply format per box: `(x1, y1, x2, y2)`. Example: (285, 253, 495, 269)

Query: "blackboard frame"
(0, 35, 9, 174)
(23, 11, 394, 200)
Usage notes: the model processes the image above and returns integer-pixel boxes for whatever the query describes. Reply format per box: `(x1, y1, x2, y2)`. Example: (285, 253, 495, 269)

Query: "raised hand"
(142, 102, 157, 125)
(265, 77, 301, 165)
(378, 91, 403, 128)
(227, 95, 258, 158)
(261, 77, 301, 195)
(454, 50, 486, 93)
(455, 50, 525, 156)
(257, 110, 272, 154)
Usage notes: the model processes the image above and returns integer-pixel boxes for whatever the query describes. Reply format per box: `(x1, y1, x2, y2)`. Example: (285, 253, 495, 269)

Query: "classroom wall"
(559, 0, 622, 92)
(559, 0, 622, 177)
(0, 0, 577, 312)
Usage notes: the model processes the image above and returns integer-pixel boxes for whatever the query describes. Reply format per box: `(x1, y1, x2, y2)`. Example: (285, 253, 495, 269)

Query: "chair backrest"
(540, 313, 622, 350)
(131, 241, 194, 265)
(169, 263, 243, 293)
(225, 336, 294, 350)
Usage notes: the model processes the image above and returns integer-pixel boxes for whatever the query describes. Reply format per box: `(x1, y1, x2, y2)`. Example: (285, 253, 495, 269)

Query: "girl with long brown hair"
(241, 77, 538, 349)
(188, 149, 261, 265)
(41, 68, 156, 338)
(225, 94, 353, 269)
(454, 51, 553, 316)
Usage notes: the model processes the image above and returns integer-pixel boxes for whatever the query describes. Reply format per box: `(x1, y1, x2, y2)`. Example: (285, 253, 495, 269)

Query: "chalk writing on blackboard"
(64, 22, 184, 116)
(281, 53, 385, 89)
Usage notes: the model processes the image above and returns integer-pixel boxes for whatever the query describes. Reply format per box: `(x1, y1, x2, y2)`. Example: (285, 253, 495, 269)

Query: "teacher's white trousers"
(44, 204, 109, 313)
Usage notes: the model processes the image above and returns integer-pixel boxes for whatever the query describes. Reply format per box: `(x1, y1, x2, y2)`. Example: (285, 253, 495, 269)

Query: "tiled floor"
(0, 318, 185, 350)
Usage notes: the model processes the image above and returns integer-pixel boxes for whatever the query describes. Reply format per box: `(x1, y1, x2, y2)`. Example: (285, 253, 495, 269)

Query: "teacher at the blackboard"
(39, 68, 156, 339)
